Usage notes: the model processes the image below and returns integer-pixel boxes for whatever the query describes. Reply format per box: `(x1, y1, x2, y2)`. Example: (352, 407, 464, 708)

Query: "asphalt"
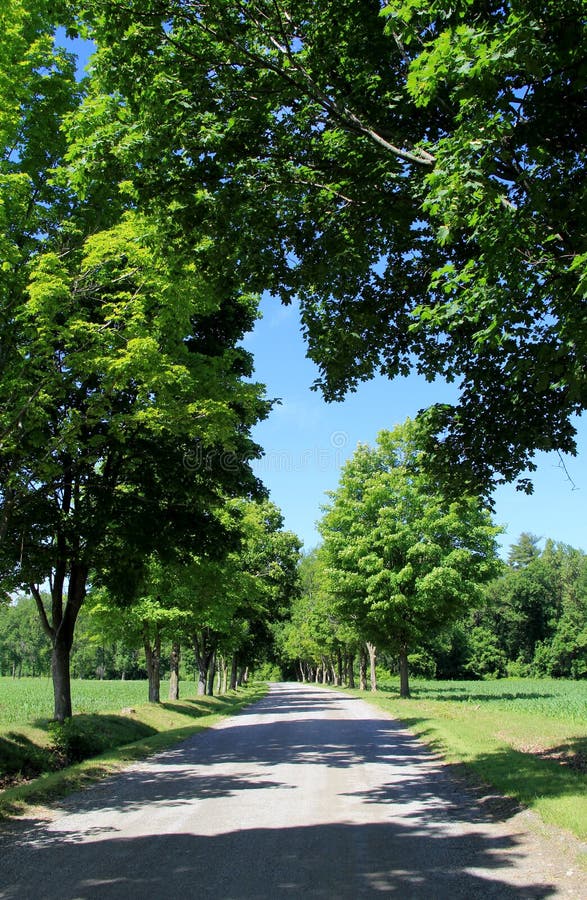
(0, 682, 585, 898)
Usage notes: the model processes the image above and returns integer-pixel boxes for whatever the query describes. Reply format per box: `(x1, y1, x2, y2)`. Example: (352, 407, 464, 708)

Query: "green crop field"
(381, 676, 587, 721)
(0, 676, 204, 726)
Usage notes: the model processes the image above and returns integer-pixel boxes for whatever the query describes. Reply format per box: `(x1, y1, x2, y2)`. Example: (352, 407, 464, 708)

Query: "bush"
(48, 719, 102, 767)
(252, 662, 282, 682)
(506, 658, 533, 678)
(466, 626, 508, 679)
(408, 650, 437, 679)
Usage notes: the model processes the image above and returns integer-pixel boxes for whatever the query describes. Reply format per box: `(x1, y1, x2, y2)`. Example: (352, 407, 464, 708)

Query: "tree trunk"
(51, 635, 73, 721)
(398, 644, 411, 698)
(207, 651, 216, 696)
(366, 642, 377, 692)
(144, 626, 161, 703)
(298, 660, 305, 683)
(337, 647, 343, 686)
(359, 645, 367, 691)
(192, 630, 215, 696)
(196, 657, 207, 695)
(169, 641, 180, 701)
(331, 661, 338, 685)
(321, 657, 327, 684)
(31, 562, 88, 722)
(346, 654, 356, 688)
(229, 653, 238, 691)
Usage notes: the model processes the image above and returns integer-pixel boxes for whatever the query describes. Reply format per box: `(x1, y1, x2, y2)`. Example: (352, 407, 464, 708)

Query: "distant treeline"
(0, 598, 151, 681)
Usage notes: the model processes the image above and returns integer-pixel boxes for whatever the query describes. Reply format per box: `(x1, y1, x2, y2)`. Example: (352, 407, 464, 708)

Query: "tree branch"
(29, 583, 54, 641)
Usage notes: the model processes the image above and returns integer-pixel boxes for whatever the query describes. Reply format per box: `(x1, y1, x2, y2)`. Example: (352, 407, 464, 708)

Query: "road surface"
(0, 683, 585, 898)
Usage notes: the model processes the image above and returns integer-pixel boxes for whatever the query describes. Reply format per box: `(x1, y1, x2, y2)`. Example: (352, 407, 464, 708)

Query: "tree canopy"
(73, 0, 587, 496)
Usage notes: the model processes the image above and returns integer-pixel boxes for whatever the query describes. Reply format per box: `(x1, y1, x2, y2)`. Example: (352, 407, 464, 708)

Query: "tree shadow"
(390, 685, 556, 703)
(158, 701, 218, 717)
(0, 822, 557, 898)
(513, 737, 587, 774)
(0, 733, 48, 781)
(243, 685, 360, 717)
(381, 717, 586, 806)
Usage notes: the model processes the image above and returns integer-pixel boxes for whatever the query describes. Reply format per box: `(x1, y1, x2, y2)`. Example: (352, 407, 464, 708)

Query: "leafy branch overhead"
(78, 0, 586, 494)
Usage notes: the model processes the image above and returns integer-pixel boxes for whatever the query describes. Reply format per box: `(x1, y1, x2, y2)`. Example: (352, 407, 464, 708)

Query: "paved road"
(0, 683, 585, 898)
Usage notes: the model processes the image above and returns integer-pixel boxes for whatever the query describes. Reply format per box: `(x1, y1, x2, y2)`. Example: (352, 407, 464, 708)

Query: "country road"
(0, 683, 585, 898)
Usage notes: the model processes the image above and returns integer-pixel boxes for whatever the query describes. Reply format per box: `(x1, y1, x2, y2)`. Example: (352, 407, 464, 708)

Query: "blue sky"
(244, 295, 586, 557)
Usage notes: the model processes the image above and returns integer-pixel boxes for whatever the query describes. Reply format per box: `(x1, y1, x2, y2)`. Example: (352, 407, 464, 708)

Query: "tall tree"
(75, 0, 587, 495)
(0, 4, 270, 720)
(319, 420, 502, 696)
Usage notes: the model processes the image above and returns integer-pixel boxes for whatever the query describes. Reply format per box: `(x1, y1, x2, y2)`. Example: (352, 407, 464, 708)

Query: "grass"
(354, 677, 587, 841)
(0, 676, 174, 725)
(0, 677, 267, 819)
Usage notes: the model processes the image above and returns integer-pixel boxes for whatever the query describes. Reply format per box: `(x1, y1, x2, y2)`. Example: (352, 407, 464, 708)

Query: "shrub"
(48, 719, 101, 767)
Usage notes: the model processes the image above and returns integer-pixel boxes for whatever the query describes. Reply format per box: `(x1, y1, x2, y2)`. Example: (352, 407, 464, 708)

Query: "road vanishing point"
(1, 683, 585, 898)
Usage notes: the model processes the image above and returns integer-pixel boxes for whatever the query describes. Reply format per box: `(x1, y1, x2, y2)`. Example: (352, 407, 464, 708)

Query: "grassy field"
(0, 676, 267, 818)
(356, 677, 587, 841)
(0, 676, 205, 725)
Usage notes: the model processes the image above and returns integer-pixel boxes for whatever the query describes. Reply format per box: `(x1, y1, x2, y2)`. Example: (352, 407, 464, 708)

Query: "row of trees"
(1, 499, 301, 701)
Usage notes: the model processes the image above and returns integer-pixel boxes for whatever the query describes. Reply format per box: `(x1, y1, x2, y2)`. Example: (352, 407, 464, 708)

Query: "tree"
(180, 499, 301, 695)
(88, 576, 184, 702)
(319, 420, 502, 696)
(508, 534, 542, 570)
(0, 5, 270, 720)
(75, 0, 587, 496)
(276, 548, 362, 685)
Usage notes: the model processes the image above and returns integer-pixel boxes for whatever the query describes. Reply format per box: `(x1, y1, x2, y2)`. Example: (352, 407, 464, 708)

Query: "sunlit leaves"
(319, 419, 502, 659)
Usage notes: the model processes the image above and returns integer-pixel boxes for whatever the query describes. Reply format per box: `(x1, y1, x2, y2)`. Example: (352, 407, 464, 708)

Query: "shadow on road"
(28, 685, 579, 823)
(2, 821, 555, 899)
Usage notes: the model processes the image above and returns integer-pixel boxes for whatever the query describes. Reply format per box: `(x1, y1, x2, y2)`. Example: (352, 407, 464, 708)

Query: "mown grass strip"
(349, 678, 587, 842)
(0, 684, 267, 820)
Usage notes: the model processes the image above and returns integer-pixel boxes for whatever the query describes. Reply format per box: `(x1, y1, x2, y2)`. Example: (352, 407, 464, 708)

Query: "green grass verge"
(350, 677, 587, 841)
(0, 682, 267, 820)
